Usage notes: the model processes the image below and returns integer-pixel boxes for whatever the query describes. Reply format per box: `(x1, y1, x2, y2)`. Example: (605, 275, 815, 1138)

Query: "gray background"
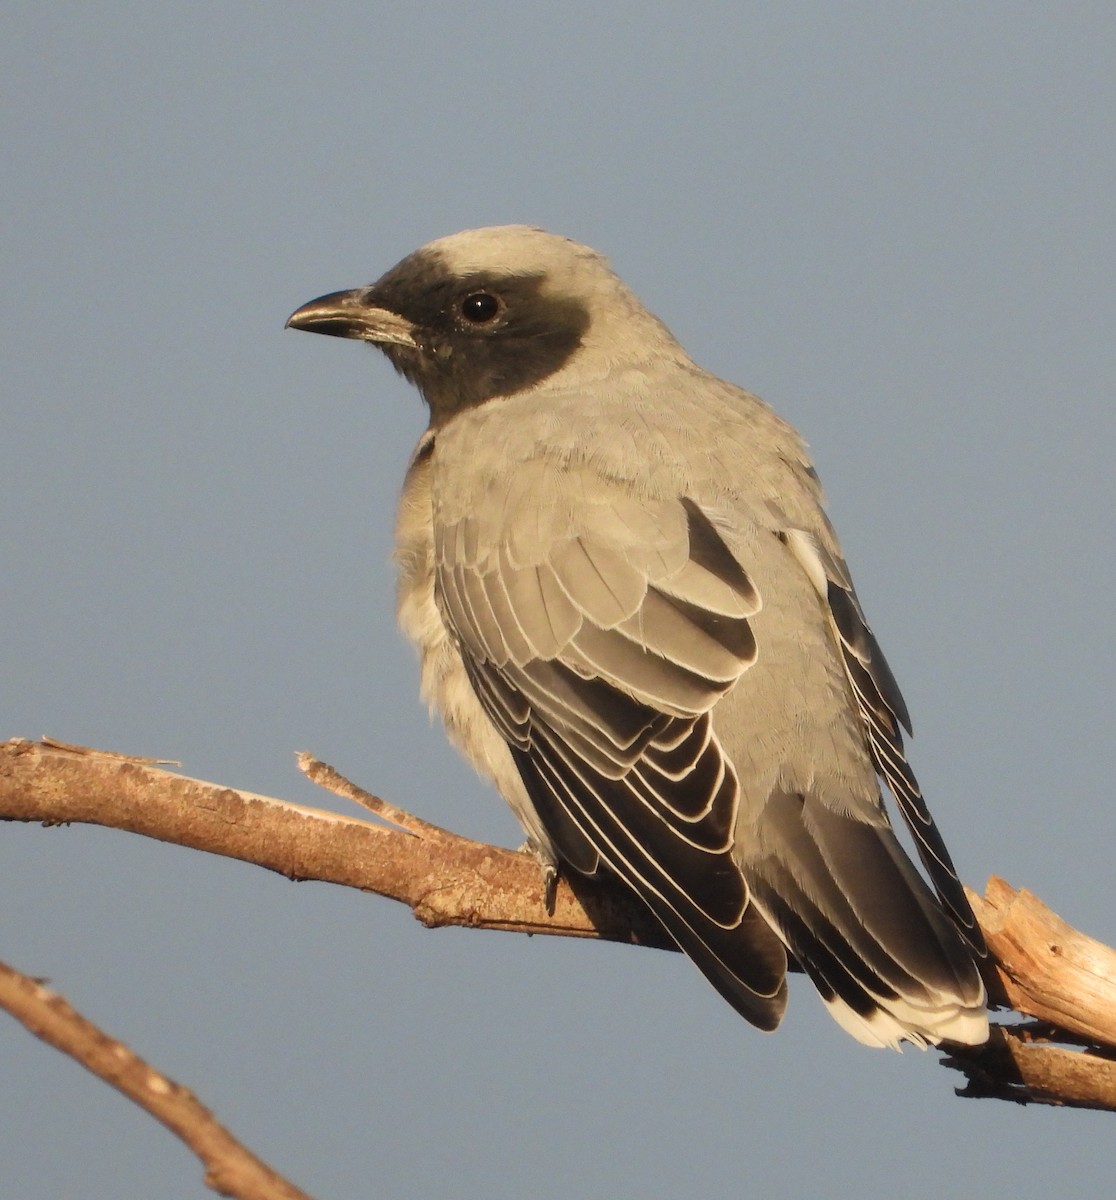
(4, 3, 1115, 1197)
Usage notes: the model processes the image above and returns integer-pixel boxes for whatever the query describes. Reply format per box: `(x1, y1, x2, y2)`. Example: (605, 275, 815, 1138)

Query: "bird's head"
(286, 225, 684, 423)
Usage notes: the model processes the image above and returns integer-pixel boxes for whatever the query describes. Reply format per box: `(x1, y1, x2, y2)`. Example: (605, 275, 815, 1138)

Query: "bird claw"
(542, 862, 559, 915)
(518, 841, 560, 914)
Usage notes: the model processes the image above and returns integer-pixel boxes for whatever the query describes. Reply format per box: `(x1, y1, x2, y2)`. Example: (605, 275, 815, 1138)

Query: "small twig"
(0, 958, 315, 1200)
(40, 735, 181, 767)
(296, 751, 452, 840)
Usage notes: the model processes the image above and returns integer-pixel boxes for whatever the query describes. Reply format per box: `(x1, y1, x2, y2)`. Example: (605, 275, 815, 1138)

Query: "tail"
(744, 791, 988, 1049)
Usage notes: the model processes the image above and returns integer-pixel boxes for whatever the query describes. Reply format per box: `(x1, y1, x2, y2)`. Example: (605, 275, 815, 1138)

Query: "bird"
(286, 225, 989, 1049)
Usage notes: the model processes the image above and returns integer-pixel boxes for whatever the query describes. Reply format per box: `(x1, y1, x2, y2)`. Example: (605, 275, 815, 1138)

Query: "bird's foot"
(517, 840, 561, 915)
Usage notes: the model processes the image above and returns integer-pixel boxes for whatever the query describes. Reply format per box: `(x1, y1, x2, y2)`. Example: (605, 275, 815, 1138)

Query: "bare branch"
(943, 1025, 1116, 1112)
(0, 738, 671, 948)
(0, 958, 315, 1200)
(941, 881, 1116, 1111)
(970, 878, 1116, 1045)
(3, 736, 1116, 1112)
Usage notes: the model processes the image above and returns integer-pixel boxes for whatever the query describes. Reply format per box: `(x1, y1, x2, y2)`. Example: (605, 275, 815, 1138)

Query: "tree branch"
(0, 957, 315, 1200)
(0, 737, 669, 949)
(3, 737, 1115, 1114)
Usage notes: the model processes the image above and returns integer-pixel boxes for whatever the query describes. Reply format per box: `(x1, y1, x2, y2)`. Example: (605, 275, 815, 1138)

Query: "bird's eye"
(458, 292, 503, 324)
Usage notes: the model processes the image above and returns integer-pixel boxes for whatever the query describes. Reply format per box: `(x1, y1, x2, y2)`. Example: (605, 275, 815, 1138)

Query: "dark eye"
(459, 292, 503, 324)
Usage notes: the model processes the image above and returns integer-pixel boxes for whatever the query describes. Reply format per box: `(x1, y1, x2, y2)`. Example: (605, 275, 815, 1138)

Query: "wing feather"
(437, 493, 788, 1026)
(548, 538, 646, 627)
(783, 528, 984, 956)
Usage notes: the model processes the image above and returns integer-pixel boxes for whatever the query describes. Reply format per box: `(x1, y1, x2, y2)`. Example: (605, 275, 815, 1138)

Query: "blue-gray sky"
(4, 4, 1115, 1197)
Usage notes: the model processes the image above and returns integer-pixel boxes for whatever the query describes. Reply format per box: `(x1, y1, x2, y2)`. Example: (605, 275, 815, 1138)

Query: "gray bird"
(286, 225, 988, 1049)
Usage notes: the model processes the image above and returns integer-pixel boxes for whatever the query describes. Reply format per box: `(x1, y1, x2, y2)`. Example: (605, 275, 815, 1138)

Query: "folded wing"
(436, 493, 789, 1029)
